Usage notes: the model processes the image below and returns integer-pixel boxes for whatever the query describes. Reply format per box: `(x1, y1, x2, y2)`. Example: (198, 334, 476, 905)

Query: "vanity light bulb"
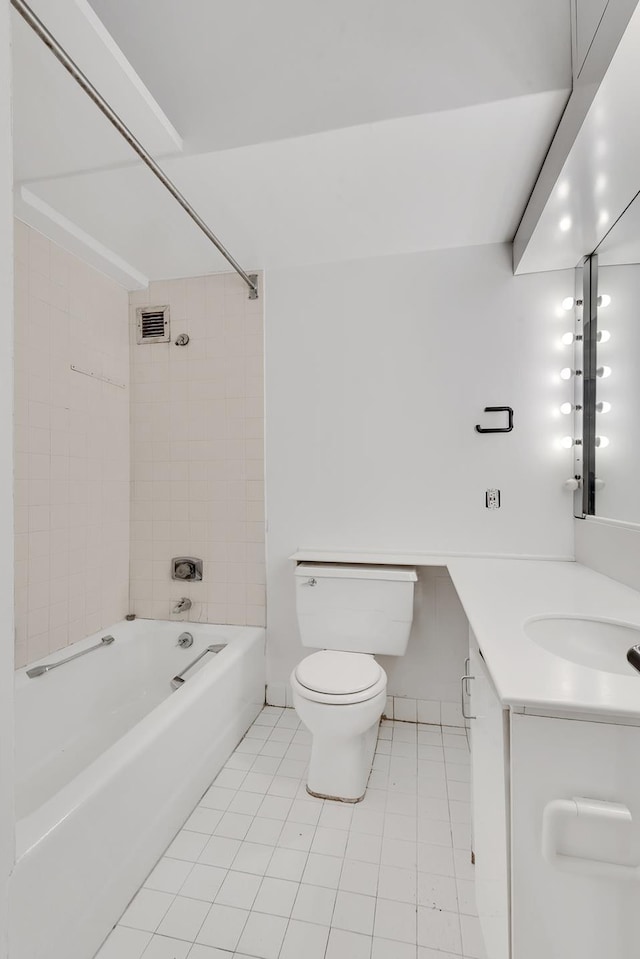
(559, 402, 573, 415)
(561, 332, 575, 346)
(598, 294, 611, 308)
(596, 401, 611, 414)
(597, 330, 611, 343)
(596, 436, 610, 448)
(559, 216, 572, 232)
(560, 367, 573, 380)
(597, 365, 612, 378)
(560, 436, 575, 449)
(561, 297, 575, 311)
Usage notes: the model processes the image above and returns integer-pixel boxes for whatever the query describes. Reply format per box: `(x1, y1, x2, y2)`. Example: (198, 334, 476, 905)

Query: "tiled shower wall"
(14, 221, 130, 668)
(129, 272, 265, 626)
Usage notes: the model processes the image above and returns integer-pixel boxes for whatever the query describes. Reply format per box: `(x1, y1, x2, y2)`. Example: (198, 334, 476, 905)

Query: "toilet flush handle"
(301, 577, 317, 587)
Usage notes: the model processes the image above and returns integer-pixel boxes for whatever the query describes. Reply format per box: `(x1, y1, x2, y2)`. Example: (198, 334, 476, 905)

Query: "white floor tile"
(279, 919, 330, 959)
(265, 846, 308, 881)
(326, 927, 373, 959)
(187, 947, 238, 959)
(198, 836, 242, 868)
(372, 937, 418, 959)
(231, 841, 275, 876)
(213, 769, 247, 790)
(418, 843, 455, 877)
(419, 819, 453, 847)
(244, 816, 284, 846)
(213, 811, 253, 840)
(252, 876, 299, 917)
(418, 798, 450, 822)
(236, 911, 288, 959)
(455, 878, 478, 916)
(332, 890, 376, 935)
(178, 864, 227, 902)
(381, 837, 418, 870)
(252, 754, 282, 774)
(166, 830, 209, 863)
(184, 808, 224, 835)
(384, 813, 418, 842)
(199, 786, 235, 811)
(141, 934, 191, 958)
(278, 820, 316, 851)
(346, 830, 383, 864)
(350, 807, 385, 836)
(215, 870, 261, 909)
(377, 864, 417, 904)
(417, 948, 461, 959)
(292, 882, 337, 925)
(417, 907, 462, 954)
(302, 852, 343, 889)
(374, 898, 417, 944)
(339, 859, 379, 897)
(156, 896, 210, 941)
(242, 771, 275, 794)
(227, 791, 263, 816)
(311, 825, 349, 857)
(257, 794, 293, 820)
(95, 926, 151, 959)
(267, 775, 299, 797)
(287, 799, 323, 825)
(319, 802, 354, 830)
(195, 903, 249, 952)
(144, 857, 193, 894)
(120, 889, 175, 933)
(417, 872, 458, 912)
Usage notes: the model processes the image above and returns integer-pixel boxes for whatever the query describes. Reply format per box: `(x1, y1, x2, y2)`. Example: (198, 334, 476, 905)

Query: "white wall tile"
(14, 223, 130, 666)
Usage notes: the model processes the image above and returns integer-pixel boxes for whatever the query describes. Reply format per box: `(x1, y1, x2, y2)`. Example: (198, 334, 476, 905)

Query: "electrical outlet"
(485, 489, 501, 509)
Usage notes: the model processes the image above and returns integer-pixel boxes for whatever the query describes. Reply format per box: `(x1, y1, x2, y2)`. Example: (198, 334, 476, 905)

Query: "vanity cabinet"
(467, 643, 510, 959)
(468, 633, 640, 959)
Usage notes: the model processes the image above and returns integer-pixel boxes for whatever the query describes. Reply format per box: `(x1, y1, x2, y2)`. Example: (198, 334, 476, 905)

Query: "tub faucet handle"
(173, 597, 192, 613)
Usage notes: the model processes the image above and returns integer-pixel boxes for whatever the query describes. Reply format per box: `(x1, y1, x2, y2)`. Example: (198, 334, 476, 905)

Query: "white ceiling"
(12, 0, 573, 285)
(86, 0, 572, 153)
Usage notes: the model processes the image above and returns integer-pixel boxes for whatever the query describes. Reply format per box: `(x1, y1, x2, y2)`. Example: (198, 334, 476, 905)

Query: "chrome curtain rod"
(11, 0, 259, 299)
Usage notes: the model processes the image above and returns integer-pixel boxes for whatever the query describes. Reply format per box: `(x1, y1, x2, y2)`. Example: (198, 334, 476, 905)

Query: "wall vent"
(136, 305, 170, 344)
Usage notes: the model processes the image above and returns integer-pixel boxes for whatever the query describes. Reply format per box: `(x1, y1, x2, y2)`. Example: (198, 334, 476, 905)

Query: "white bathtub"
(9, 619, 265, 959)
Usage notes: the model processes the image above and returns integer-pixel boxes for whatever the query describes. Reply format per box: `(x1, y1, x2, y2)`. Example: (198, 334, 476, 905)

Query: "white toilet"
(290, 562, 417, 802)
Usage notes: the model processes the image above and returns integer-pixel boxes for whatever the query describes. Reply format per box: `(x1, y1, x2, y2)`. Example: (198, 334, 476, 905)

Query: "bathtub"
(9, 619, 265, 959)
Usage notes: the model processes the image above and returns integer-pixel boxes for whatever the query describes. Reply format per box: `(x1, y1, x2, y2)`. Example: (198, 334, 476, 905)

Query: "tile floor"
(96, 707, 483, 959)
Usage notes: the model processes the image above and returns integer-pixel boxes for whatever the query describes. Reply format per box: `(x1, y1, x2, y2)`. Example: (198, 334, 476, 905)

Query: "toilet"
(290, 562, 417, 802)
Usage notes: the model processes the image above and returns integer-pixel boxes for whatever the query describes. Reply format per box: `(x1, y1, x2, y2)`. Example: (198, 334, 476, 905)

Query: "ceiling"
(12, 0, 574, 285)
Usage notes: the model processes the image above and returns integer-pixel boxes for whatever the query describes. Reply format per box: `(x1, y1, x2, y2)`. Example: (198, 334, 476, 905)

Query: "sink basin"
(524, 616, 640, 676)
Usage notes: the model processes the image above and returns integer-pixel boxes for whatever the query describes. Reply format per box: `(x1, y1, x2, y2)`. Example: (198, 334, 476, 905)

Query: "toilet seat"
(293, 650, 386, 705)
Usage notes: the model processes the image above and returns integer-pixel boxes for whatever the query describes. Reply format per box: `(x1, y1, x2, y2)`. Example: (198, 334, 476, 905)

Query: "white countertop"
(447, 558, 640, 721)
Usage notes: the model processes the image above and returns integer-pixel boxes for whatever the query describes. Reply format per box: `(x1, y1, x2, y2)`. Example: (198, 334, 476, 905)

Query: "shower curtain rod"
(11, 0, 259, 299)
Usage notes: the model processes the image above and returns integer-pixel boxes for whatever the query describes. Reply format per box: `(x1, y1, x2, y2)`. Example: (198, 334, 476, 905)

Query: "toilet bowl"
(290, 650, 387, 802)
(291, 561, 416, 802)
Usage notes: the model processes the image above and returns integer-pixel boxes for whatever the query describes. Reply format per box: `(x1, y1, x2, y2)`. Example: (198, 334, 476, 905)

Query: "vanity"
(449, 558, 640, 959)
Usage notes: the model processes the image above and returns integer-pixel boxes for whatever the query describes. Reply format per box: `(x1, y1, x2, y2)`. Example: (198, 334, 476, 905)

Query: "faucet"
(173, 597, 192, 614)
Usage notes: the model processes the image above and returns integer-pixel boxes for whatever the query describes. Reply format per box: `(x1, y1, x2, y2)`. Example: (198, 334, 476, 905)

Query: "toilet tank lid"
(295, 563, 417, 582)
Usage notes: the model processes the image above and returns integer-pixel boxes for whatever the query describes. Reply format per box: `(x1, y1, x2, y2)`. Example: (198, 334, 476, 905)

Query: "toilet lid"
(295, 651, 382, 695)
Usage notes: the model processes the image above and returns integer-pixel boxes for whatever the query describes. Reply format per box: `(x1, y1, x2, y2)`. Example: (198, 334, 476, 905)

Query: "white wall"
(265, 243, 575, 702)
(0, 2, 14, 954)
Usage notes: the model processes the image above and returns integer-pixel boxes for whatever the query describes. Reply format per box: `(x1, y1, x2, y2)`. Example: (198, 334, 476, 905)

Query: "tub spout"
(173, 597, 192, 614)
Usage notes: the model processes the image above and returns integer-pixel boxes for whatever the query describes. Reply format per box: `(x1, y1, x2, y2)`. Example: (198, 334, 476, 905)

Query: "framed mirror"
(577, 192, 640, 524)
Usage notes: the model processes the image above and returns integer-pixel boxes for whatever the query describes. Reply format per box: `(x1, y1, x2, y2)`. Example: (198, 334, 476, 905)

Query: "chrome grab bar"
(171, 643, 226, 689)
(26, 635, 115, 678)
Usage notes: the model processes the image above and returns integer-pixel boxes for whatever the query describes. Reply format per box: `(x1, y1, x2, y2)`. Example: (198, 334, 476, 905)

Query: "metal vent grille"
(136, 305, 170, 344)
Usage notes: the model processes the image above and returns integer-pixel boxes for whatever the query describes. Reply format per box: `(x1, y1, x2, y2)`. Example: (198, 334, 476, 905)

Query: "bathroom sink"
(524, 616, 640, 676)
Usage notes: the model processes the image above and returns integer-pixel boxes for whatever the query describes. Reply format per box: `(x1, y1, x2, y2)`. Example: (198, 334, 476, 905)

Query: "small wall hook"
(475, 406, 514, 434)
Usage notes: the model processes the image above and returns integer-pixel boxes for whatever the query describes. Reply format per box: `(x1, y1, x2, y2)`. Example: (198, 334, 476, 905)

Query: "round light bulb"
(561, 332, 575, 345)
(597, 365, 612, 378)
(559, 402, 573, 415)
(597, 401, 611, 414)
(560, 367, 573, 380)
(559, 216, 572, 232)
(561, 436, 575, 449)
(596, 436, 610, 448)
(561, 296, 575, 311)
(598, 330, 611, 343)
(598, 294, 611, 308)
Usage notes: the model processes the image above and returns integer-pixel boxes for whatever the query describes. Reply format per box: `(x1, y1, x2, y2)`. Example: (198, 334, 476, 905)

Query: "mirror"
(579, 192, 640, 524)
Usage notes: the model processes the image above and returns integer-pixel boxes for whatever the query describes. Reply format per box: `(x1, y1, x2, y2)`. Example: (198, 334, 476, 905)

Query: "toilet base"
(305, 717, 380, 803)
(306, 785, 364, 803)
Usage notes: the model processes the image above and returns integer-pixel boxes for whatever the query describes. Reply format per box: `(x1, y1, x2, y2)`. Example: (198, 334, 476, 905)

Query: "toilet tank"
(294, 563, 417, 656)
